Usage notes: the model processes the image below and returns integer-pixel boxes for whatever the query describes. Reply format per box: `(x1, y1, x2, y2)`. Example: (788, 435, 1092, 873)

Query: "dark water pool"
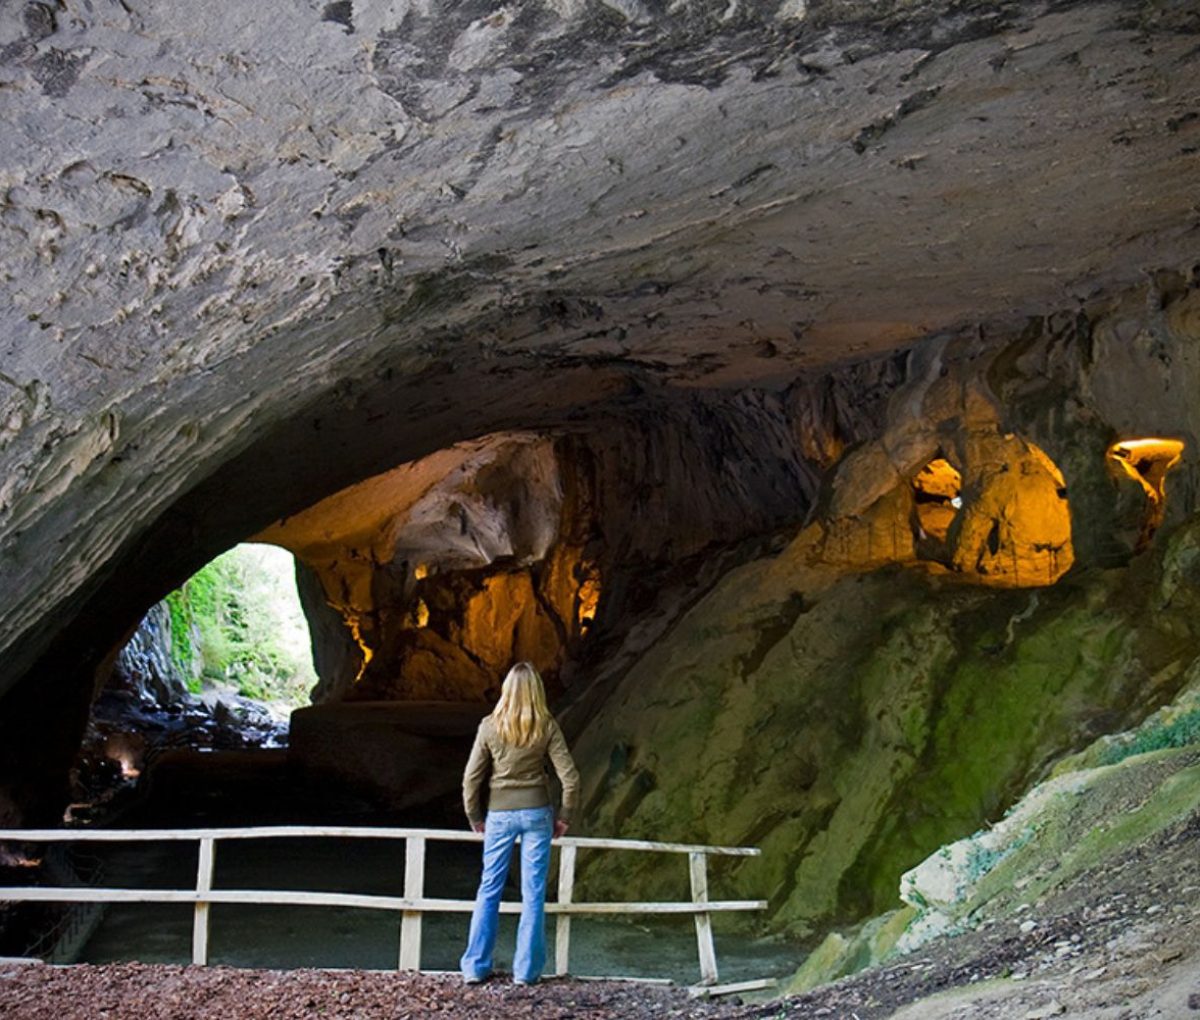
(75, 838, 802, 986)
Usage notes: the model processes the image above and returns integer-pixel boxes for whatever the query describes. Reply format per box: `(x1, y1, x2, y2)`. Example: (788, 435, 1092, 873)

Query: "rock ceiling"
(0, 0, 1198, 689)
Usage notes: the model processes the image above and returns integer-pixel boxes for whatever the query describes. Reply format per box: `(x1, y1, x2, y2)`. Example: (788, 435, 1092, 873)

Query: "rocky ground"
(775, 803, 1200, 1019)
(3, 799, 1197, 1019)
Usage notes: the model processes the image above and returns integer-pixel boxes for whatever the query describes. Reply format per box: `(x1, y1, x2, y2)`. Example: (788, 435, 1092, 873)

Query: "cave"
(2, 0, 1200, 1008)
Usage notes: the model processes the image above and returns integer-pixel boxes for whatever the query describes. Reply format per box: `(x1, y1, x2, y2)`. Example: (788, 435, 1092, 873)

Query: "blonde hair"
(492, 662, 550, 747)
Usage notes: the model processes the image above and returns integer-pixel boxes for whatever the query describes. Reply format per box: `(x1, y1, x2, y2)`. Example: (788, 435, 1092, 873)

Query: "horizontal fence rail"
(0, 827, 765, 988)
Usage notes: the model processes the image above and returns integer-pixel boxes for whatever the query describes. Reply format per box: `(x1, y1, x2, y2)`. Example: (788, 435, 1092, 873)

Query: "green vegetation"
(163, 544, 317, 706)
(1097, 706, 1200, 766)
(576, 516, 1200, 939)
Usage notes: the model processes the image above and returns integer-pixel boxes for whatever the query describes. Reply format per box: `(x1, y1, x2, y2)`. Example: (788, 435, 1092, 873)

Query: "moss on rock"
(573, 515, 1200, 938)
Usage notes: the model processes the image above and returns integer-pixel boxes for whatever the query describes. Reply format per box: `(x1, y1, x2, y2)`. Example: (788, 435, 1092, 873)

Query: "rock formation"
(0, 0, 1199, 981)
(567, 289, 1200, 933)
(107, 603, 188, 707)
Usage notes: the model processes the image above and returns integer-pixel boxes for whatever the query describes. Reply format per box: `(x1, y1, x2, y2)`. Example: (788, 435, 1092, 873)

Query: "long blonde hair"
(492, 662, 550, 747)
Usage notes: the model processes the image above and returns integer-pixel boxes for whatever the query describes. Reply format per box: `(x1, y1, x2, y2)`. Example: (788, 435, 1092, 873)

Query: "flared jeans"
(460, 805, 554, 983)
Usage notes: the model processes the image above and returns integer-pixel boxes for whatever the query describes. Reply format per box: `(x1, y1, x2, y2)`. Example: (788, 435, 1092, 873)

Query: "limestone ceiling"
(0, 0, 1198, 686)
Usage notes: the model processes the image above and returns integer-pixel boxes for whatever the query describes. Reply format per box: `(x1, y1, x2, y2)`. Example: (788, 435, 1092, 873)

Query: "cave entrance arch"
(110, 541, 317, 716)
(157, 542, 318, 710)
(73, 543, 317, 825)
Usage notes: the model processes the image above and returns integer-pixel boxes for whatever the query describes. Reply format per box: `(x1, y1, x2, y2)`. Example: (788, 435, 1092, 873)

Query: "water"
(77, 838, 802, 985)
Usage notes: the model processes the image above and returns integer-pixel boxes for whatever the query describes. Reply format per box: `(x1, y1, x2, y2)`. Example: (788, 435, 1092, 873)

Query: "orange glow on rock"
(1107, 437, 1185, 549)
(821, 435, 1072, 587)
(348, 618, 374, 681)
(950, 437, 1073, 586)
(912, 457, 962, 542)
(1107, 438, 1184, 503)
(576, 575, 601, 633)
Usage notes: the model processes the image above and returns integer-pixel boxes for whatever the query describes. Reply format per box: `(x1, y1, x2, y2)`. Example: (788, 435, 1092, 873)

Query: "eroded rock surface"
(2, 0, 1199, 698)
(567, 290, 1200, 935)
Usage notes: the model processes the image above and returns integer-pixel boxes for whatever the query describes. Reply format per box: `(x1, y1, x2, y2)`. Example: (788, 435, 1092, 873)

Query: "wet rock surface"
(107, 604, 188, 709)
(67, 685, 288, 825)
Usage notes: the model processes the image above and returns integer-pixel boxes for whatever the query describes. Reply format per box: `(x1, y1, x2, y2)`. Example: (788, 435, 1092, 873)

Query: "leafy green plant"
(161, 544, 316, 706)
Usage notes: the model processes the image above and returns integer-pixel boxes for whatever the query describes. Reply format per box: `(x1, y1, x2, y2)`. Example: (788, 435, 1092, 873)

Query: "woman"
(460, 661, 579, 986)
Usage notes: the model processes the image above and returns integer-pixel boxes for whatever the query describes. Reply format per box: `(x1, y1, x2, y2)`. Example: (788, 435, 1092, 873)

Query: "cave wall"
(9, 279, 1198, 828)
(3, 0, 1198, 704)
(108, 602, 188, 706)
(259, 388, 824, 704)
(260, 278, 1200, 724)
(569, 283, 1200, 935)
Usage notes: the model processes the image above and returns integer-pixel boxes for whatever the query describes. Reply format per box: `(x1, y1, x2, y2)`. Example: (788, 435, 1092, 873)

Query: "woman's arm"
(462, 722, 492, 831)
(547, 719, 580, 836)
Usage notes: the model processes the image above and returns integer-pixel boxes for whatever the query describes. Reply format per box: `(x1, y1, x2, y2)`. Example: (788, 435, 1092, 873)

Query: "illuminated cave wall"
(262, 286, 1200, 710)
(258, 392, 823, 705)
(567, 286, 1200, 936)
(1107, 437, 1186, 551)
(258, 433, 585, 701)
(818, 415, 1074, 586)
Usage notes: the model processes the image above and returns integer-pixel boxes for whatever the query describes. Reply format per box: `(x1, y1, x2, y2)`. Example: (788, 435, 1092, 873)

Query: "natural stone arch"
(0, 375, 822, 823)
(819, 431, 1073, 587)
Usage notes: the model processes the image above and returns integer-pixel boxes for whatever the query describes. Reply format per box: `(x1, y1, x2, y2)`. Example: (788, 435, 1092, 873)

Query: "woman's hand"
(472, 821, 485, 833)
(553, 819, 569, 838)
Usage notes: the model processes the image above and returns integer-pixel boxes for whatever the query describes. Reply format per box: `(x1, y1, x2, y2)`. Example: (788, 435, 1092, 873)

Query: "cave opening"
(70, 543, 315, 827)
(158, 541, 317, 711)
(911, 455, 963, 555)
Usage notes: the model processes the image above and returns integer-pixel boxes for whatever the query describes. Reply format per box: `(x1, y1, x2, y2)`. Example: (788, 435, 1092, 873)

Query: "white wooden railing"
(0, 827, 766, 989)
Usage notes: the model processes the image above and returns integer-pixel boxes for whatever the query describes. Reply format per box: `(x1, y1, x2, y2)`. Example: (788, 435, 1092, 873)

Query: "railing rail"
(0, 827, 765, 987)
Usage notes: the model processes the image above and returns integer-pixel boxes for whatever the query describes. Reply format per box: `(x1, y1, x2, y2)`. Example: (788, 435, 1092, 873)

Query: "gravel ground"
(0, 966, 748, 1020)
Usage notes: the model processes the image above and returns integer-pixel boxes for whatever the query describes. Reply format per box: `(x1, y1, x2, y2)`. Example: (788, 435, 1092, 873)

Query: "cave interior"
(2, 0, 1200, 968)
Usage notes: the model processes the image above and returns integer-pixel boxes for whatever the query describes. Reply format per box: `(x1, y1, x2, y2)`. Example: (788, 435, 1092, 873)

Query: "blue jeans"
(460, 805, 554, 983)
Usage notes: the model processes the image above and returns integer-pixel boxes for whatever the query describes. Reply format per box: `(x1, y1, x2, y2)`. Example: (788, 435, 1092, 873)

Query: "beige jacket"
(462, 715, 580, 826)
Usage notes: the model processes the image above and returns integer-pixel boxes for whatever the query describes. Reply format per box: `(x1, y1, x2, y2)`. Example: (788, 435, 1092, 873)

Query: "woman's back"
(463, 713, 578, 821)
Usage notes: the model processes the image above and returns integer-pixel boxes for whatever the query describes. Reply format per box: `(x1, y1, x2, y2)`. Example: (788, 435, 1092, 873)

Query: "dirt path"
(3, 966, 739, 1020)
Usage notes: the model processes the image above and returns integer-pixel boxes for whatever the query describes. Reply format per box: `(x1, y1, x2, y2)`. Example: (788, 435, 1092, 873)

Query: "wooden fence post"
(688, 851, 718, 985)
(555, 844, 577, 977)
(192, 837, 216, 966)
(399, 836, 426, 971)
